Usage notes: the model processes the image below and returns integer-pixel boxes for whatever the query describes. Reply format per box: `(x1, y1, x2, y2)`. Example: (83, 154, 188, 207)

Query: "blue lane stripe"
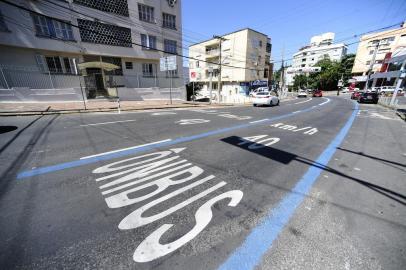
(16, 99, 329, 179)
(218, 101, 358, 270)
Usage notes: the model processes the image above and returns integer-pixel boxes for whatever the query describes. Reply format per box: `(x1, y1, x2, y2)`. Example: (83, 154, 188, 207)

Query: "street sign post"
(160, 56, 177, 104)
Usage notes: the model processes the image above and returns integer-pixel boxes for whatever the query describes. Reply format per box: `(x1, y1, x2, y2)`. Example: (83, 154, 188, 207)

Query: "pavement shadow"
(337, 147, 406, 169)
(0, 116, 43, 155)
(0, 114, 59, 268)
(221, 136, 406, 206)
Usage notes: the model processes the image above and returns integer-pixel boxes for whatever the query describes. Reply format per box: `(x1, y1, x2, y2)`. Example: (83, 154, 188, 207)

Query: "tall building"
(291, 33, 347, 69)
(285, 32, 347, 87)
(351, 22, 406, 85)
(188, 28, 272, 103)
(0, 0, 185, 101)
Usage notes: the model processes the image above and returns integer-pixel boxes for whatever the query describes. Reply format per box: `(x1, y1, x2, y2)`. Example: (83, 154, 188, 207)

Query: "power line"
(0, 0, 266, 72)
(38, 0, 252, 62)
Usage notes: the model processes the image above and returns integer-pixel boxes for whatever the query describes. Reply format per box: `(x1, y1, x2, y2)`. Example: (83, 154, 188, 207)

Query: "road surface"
(0, 96, 405, 269)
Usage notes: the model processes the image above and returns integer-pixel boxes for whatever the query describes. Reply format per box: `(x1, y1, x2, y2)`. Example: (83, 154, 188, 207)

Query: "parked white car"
(253, 92, 279, 106)
(297, 90, 307, 98)
(250, 87, 269, 97)
(341, 87, 349, 93)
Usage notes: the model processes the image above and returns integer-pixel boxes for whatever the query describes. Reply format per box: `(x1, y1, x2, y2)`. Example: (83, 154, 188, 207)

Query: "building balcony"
(205, 49, 220, 57)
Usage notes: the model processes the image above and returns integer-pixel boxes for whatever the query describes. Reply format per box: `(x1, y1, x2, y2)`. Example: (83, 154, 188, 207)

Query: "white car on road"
(253, 92, 280, 107)
(297, 90, 307, 98)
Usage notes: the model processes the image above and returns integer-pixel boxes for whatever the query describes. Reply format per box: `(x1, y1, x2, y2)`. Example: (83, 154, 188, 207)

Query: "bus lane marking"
(92, 147, 244, 263)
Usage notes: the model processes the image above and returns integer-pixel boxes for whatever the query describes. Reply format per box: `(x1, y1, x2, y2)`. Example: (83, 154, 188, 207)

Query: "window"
(369, 50, 374, 55)
(54, 21, 74, 40)
(266, 42, 271, 53)
(301, 64, 305, 67)
(73, 0, 129, 17)
(142, 63, 155, 77)
(259, 40, 263, 47)
(196, 61, 200, 68)
(264, 69, 269, 78)
(140, 34, 157, 49)
(35, 54, 47, 72)
(164, 39, 177, 54)
(138, 4, 154, 23)
(125, 62, 133, 69)
(162, 13, 176, 29)
(366, 61, 371, 65)
(63, 58, 72, 73)
(32, 14, 74, 40)
(0, 9, 9, 32)
(302, 58, 306, 62)
(78, 19, 132, 47)
(46, 56, 63, 73)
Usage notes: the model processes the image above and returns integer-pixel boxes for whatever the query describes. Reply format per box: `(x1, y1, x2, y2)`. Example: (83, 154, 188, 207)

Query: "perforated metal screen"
(78, 19, 132, 47)
(73, 0, 129, 17)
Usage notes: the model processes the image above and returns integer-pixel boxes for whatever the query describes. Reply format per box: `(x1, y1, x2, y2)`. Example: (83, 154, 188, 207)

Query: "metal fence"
(0, 66, 83, 89)
(0, 66, 185, 90)
(0, 66, 186, 102)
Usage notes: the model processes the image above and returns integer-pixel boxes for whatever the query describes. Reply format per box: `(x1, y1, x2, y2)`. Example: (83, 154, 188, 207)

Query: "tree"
(293, 74, 308, 90)
(339, 54, 355, 85)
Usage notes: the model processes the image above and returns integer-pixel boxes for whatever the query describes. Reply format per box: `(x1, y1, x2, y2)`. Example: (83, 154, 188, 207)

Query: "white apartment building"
(188, 28, 272, 103)
(352, 22, 406, 87)
(286, 33, 347, 86)
(0, 0, 185, 102)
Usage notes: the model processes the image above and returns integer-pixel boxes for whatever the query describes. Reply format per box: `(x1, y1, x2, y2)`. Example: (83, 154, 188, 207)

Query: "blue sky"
(181, 0, 406, 68)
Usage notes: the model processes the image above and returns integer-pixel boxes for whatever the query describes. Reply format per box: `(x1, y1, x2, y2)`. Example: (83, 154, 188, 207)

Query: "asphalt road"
(0, 96, 405, 270)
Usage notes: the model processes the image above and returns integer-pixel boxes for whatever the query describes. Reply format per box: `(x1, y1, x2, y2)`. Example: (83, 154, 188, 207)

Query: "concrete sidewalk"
(0, 100, 240, 116)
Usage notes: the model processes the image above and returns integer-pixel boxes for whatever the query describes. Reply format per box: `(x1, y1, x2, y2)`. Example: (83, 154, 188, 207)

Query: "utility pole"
(213, 35, 227, 103)
(280, 45, 285, 98)
(209, 66, 213, 104)
(364, 43, 379, 90)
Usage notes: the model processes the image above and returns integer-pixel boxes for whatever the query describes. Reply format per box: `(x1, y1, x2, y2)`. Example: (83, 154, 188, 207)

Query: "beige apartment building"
(352, 22, 406, 81)
(188, 28, 271, 103)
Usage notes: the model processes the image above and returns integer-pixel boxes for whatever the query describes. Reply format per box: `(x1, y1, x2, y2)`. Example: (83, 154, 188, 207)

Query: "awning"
(388, 49, 406, 64)
(77, 61, 120, 71)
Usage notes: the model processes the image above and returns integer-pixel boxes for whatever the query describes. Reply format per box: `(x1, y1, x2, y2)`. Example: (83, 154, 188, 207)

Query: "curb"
(0, 103, 245, 117)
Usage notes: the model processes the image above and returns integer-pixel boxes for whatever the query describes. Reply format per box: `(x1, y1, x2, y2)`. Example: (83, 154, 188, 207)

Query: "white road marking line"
(354, 167, 361, 171)
(151, 112, 177, 116)
(294, 98, 312, 104)
(292, 110, 301, 114)
(318, 98, 330, 106)
(80, 139, 172, 160)
(249, 118, 269, 124)
(80, 119, 136, 127)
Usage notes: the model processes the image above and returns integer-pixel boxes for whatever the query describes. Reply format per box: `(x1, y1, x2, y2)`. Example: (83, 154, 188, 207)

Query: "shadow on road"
(221, 136, 406, 206)
(337, 147, 406, 169)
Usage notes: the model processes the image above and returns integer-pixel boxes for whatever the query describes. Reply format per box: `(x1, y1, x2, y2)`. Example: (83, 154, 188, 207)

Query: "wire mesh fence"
(0, 65, 186, 103)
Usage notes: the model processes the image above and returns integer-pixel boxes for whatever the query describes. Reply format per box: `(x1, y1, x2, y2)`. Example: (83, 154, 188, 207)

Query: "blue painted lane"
(218, 101, 358, 270)
(17, 99, 331, 180)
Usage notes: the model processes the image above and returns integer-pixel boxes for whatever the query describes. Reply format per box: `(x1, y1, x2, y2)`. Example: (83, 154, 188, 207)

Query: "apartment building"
(352, 22, 406, 87)
(285, 32, 347, 87)
(291, 33, 347, 69)
(0, 0, 185, 101)
(188, 28, 272, 103)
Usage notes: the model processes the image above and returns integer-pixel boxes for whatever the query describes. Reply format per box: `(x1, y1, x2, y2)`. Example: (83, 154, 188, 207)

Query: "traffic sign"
(160, 56, 177, 71)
